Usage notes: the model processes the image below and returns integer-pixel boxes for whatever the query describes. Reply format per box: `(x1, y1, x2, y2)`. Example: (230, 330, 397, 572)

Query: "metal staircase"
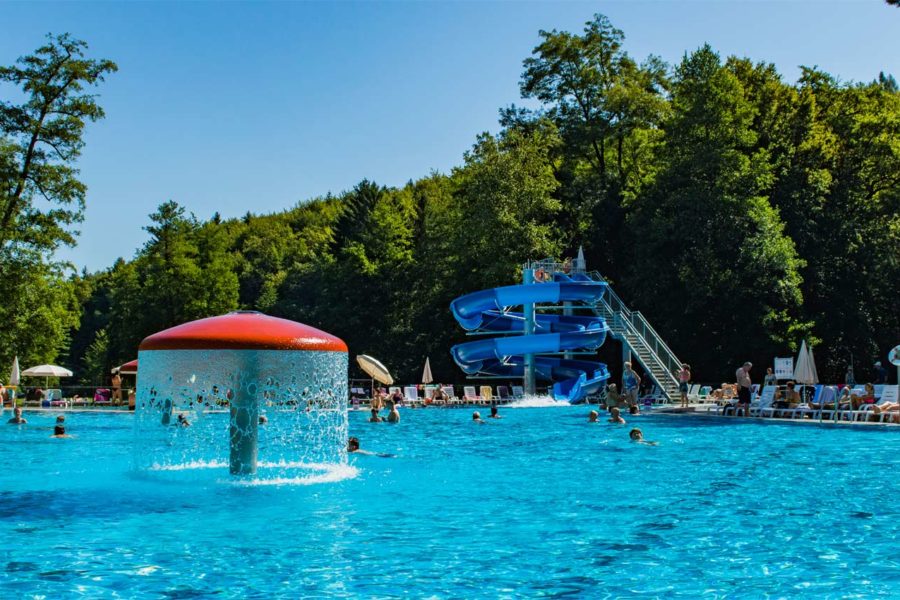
(586, 273, 682, 402)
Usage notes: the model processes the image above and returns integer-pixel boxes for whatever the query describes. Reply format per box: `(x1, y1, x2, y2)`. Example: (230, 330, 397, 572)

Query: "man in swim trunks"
(735, 362, 753, 416)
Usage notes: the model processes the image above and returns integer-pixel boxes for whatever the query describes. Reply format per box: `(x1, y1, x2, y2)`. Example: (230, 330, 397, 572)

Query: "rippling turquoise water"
(1, 406, 899, 598)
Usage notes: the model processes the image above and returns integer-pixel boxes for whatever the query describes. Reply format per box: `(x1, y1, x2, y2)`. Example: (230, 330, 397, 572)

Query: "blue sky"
(2, 1, 897, 272)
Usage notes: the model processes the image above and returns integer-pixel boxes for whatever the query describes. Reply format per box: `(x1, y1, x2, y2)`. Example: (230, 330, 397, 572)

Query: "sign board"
(774, 357, 794, 380)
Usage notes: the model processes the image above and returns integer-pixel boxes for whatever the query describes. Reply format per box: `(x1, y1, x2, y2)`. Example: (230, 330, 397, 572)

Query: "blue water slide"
(450, 281, 610, 403)
(450, 282, 606, 331)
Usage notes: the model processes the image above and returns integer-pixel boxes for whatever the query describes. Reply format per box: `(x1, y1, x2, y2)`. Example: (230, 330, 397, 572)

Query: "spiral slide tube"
(450, 281, 610, 403)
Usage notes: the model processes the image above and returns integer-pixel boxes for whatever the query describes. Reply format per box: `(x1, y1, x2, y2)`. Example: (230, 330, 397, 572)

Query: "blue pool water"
(1, 406, 899, 598)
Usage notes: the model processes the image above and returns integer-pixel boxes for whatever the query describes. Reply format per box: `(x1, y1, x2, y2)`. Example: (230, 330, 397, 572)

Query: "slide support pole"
(523, 268, 536, 396)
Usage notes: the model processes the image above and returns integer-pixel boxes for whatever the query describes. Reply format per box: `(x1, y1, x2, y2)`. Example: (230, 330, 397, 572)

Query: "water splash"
(505, 395, 572, 408)
(134, 349, 348, 482)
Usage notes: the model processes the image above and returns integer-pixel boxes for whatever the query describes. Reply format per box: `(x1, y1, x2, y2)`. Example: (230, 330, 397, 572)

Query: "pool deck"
(653, 404, 900, 428)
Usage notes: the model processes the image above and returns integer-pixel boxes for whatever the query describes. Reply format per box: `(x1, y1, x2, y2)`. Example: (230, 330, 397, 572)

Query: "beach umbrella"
(575, 246, 586, 272)
(9, 356, 20, 387)
(422, 357, 433, 385)
(793, 340, 819, 412)
(113, 359, 138, 376)
(22, 364, 73, 388)
(793, 340, 818, 385)
(356, 355, 393, 386)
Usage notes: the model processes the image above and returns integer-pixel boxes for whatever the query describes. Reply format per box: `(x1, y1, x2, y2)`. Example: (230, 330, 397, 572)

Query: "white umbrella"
(356, 355, 393, 386)
(575, 246, 586, 272)
(793, 340, 818, 385)
(22, 364, 73, 388)
(9, 356, 20, 386)
(422, 357, 433, 385)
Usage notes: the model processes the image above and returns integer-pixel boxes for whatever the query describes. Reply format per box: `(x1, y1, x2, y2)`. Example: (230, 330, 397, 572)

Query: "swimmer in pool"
(51, 415, 71, 438)
(7, 407, 26, 424)
(472, 411, 485, 423)
(259, 415, 268, 425)
(387, 405, 400, 423)
(347, 436, 393, 457)
(588, 410, 599, 423)
(489, 406, 502, 419)
(629, 404, 640, 416)
(369, 408, 383, 423)
(176, 413, 191, 427)
(629, 428, 658, 445)
(608, 406, 626, 424)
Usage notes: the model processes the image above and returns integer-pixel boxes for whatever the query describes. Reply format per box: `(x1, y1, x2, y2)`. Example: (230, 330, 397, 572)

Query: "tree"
(517, 13, 668, 279)
(0, 34, 115, 371)
(81, 328, 109, 385)
(0, 33, 117, 254)
(451, 126, 563, 292)
(625, 45, 807, 378)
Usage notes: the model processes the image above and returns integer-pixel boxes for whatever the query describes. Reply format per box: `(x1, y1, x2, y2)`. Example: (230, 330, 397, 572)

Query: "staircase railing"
(584, 271, 682, 395)
(612, 314, 680, 392)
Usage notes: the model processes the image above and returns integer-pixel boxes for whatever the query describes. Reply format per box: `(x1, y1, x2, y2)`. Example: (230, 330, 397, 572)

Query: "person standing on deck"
(677, 363, 691, 408)
(874, 361, 888, 384)
(111, 371, 122, 405)
(622, 362, 641, 408)
(763, 367, 777, 389)
(735, 362, 753, 416)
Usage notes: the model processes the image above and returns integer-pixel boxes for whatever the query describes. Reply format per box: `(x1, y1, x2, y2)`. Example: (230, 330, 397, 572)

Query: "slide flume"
(450, 280, 610, 403)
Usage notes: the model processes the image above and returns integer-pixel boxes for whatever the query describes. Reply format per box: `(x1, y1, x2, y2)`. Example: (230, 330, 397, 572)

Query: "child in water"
(608, 406, 626, 424)
(629, 428, 658, 446)
(51, 415, 72, 438)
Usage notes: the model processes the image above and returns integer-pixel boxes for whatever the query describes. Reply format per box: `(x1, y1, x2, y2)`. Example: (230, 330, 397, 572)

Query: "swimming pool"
(1, 407, 898, 597)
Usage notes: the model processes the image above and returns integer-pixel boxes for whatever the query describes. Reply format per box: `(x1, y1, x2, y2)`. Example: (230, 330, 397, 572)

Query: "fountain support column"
(229, 359, 260, 475)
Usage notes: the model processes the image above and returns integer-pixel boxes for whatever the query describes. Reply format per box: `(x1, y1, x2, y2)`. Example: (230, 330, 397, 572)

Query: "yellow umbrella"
(356, 355, 394, 385)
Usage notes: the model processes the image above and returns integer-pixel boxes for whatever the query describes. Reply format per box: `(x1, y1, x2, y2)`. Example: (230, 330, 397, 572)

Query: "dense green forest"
(2, 16, 898, 388)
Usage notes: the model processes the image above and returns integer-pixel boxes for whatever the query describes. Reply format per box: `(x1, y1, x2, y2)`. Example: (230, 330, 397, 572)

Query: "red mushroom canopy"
(139, 311, 348, 352)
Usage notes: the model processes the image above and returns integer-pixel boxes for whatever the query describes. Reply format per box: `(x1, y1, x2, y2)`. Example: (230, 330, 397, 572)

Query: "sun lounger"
(783, 385, 824, 419)
(463, 386, 479, 403)
(439, 385, 459, 405)
(511, 385, 525, 399)
(752, 386, 777, 417)
(698, 386, 712, 402)
(93, 388, 112, 406)
(403, 386, 420, 404)
(479, 386, 493, 405)
(687, 384, 701, 403)
(497, 386, 512, 403)
(875, 385, 899, 422)
(46, 389, 67, 409)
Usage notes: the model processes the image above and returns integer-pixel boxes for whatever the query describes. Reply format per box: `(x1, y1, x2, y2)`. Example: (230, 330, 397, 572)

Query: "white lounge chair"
(752, 386, 777, 417)
(441, 385, 459, 405)
(687, 384, 701, 403)
(404, 386, 420, 404)
(511, 385, 525, 399)
(865, 385, 898, 423)
(463, 386, 479, 403)
(783, 385, 824, 419)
